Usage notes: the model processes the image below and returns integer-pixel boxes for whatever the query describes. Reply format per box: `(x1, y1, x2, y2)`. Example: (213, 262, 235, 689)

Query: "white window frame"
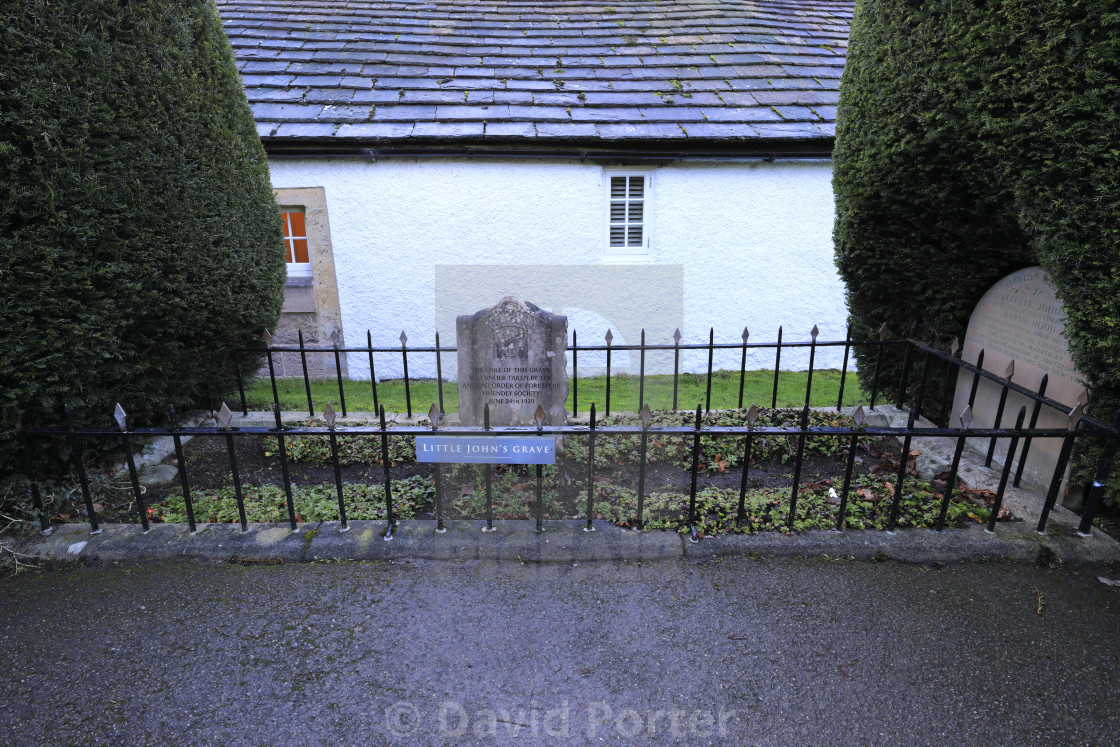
(602, 169, 652, 260)
(281, 207, 313, 278)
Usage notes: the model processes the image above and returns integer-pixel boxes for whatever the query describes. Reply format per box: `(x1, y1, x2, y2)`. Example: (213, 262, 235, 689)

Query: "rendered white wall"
(267, 157, 848, 380)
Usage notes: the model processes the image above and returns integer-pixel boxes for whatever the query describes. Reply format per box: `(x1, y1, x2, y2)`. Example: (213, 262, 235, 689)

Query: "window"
(281, 208, 312, 277)
(604, 172, 650, 257)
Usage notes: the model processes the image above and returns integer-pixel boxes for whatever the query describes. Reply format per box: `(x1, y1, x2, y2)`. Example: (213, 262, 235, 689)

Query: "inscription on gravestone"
(951, 267, 1085, 492)
(456, 297, 568, 426)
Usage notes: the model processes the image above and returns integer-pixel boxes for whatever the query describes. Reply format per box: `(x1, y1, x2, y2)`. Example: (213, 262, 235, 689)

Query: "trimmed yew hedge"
(0, 0, 285, 469)
(834, 0, 1120, 504)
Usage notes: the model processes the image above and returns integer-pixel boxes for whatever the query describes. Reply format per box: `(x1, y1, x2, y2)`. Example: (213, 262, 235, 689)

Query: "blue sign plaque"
(415, 436, 556, 465)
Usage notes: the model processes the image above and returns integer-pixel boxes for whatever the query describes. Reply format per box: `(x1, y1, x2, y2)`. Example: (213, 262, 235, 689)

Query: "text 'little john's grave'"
(416, 436, 557, 465)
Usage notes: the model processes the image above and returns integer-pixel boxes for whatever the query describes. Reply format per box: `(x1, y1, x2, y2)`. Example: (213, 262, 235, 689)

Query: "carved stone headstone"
(951, 267, 1084, 492)
(456, 297, 568, 426)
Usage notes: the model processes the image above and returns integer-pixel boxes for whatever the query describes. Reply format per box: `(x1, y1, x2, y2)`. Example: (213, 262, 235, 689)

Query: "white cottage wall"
(267, 157, 846, 380)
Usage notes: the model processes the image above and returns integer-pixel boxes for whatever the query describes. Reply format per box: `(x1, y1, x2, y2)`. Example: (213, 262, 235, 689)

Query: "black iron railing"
(19, 329, 1120, 540)
(236, 324, 899, 419)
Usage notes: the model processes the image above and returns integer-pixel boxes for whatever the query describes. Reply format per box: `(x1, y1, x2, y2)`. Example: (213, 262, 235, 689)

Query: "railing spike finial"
(673, 328, 682, 345)
(811, 324, 819, 341)
(879, 322, 889, 341)
(950, 337, 960, 357)
(959, 405, 974, 430)
(1005, 360, 1015, 381)
(639, 402, 652, 428)
(261, 329, 272, 348)
(428, 402, 441, 429)
(741, 326, 749, 343)
(217, 402, 234, 429)
(1077, 389, 1089, 407)
(324, 402, 337, 429)
(399, 330, 408, 345)
(852, 404, 865, 427)
(329, 328, 341, 348)
(605, 329, 613, 345)
(114, 403, 127, 431)
(534, 405, 546, 430)
(746, 404, 759, 427)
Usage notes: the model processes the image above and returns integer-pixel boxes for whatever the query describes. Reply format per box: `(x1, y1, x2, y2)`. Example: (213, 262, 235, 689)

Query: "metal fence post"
(379, 405, 395, 540)
(688, 405, 702, 542)
(64, 405, 100, 535)
(324, 403, 348, 532)
(585, 403, 597, 532)
(987, 406, 1027, 534)
(737, 405, 758, 526)
(217, 403, 248, 532)
(1077, 408, 1120, 537)
(298, 329, 313, 416)
(169, 405, 197, 534)
(836, 324, 851, 412)
(739, 327, 750, 410)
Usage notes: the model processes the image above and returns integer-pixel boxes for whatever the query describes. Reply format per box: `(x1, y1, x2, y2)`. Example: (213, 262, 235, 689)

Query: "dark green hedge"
(0, 0, 285, 467)
(834, 0, 1120, 503)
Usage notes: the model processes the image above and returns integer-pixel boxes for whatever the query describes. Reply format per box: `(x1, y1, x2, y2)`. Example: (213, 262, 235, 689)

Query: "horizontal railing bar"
(19, 424, 1110, 440)
(241, 338, 903, 356)
(915, 341, 1109, 428)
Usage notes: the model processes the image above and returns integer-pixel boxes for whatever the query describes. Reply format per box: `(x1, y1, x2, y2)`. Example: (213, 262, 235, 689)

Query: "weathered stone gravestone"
(951, 266, 1085, 492)
(456, 297, 568, 426)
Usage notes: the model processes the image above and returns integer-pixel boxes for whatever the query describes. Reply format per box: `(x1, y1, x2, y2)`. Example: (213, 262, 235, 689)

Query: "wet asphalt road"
(1, 556, 1119, 746)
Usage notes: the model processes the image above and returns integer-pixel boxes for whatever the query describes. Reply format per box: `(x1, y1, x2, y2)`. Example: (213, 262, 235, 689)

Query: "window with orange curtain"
(281, 209, 312, 276)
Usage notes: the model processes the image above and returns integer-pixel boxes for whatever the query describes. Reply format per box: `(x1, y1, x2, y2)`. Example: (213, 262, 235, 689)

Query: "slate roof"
(217, 0, 853, 153)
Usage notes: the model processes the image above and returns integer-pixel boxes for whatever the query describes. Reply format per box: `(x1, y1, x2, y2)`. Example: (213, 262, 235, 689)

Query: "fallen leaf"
(460, 485, 473, 496)
(1098, 577, 1120, 587)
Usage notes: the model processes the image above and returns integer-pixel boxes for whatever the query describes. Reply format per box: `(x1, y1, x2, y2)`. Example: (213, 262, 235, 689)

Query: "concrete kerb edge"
(8, 518, 1119, 567)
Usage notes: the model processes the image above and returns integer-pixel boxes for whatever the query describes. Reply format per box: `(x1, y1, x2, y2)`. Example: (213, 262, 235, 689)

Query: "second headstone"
(456, 297, 568, 426)
(951, 266, 1084, 492)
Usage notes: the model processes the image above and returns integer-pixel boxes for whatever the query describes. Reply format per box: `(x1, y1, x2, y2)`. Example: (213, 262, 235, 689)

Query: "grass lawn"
(238, 369, 867, 414)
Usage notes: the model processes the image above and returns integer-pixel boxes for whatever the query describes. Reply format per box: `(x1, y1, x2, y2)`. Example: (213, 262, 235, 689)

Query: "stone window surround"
(273, 186, 345, 349)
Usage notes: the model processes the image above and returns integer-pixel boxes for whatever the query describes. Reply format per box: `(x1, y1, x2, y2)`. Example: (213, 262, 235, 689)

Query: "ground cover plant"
(562, 408, 851, 473)
(155, 477, 431, 525)
(18, 404, 1004, 536)
(591, 476, 990, 535)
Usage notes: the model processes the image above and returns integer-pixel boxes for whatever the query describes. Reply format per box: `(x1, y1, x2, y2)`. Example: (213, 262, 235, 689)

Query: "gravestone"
(951, 267, 1085, 492)
(456, 297, 568, 426)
